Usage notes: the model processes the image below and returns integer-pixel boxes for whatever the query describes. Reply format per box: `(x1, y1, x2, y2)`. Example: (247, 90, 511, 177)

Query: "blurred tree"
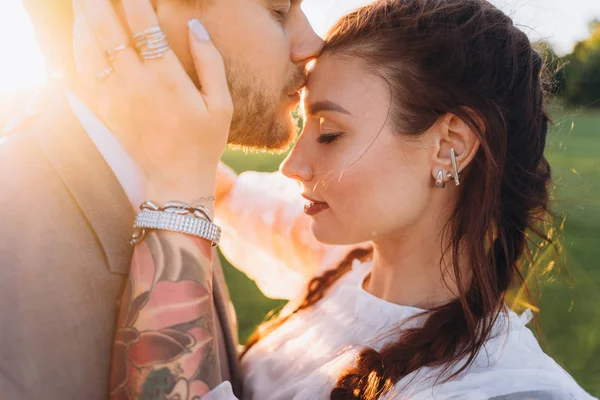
(561, 20, 600, 107)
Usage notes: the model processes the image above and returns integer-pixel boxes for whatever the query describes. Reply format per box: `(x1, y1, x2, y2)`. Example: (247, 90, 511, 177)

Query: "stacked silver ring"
(134, 26, 170, 61)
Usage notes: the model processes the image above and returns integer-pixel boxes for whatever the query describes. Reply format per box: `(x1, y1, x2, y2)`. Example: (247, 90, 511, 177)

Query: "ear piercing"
(435, 148, 461, 188)
(447, 148, 460, 186)
(435, 170, 446, 188)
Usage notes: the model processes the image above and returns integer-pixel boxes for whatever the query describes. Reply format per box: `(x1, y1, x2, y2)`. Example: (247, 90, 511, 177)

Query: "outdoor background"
(0, 0, 598, 396)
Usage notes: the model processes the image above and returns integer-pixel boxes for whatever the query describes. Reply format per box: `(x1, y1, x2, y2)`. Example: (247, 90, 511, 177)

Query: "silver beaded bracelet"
(131, 201, 221, 247)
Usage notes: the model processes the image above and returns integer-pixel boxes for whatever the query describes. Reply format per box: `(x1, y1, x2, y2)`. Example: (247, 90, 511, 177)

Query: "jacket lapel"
(32, 87, 135, 275)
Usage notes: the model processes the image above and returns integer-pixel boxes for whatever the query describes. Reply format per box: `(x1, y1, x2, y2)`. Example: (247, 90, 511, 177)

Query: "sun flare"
(0, 1, 46, 94)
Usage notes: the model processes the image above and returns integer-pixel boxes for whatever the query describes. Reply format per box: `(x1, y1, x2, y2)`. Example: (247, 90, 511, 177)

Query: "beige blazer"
(0, 86, 243, 399)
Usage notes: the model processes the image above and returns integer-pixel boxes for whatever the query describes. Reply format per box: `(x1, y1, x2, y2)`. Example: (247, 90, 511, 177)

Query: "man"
(0, 0, 323, 398)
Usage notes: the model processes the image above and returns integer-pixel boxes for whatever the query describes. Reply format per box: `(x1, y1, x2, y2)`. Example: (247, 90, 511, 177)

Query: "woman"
(214, 3, 595, 399)
(74, 0, 595, 398)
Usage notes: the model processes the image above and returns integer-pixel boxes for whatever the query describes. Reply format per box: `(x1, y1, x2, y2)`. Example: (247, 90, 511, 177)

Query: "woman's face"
(280, 54, 441, 245)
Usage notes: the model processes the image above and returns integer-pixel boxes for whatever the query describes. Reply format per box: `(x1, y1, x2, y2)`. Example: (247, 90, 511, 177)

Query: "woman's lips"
(304, 200, 329, 216)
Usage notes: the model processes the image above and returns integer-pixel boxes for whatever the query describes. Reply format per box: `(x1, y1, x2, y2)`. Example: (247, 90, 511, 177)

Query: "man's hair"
(23, 0, 77, 79)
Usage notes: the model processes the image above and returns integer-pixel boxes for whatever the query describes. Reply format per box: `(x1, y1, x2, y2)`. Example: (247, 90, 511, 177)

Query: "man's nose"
(290, 11, 325, 65)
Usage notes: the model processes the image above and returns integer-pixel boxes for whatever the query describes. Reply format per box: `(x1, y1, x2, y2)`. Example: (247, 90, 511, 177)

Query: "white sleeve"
(201, 381, 238, 400)
(216, 171, 359, 300)
(402, 369, 596, 400)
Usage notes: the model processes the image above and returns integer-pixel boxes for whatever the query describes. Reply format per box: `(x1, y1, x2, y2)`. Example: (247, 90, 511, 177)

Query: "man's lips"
(288, 92, 301, 102)
(288, 79, 308, 97)
(302, 194, 329, 216)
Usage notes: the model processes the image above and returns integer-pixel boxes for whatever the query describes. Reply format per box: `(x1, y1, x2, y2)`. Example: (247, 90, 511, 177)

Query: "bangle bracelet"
(130, 201, 220, 246)
(132, 209, 221, 247)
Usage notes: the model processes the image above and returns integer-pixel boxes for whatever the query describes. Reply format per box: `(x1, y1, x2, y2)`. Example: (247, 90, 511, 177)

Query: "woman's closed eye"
(317, 132, 344, 144)
(272, 6, 290, 22)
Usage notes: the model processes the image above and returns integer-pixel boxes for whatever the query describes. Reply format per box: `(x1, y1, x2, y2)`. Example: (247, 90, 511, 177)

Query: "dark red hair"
(244, 0, 552, 398)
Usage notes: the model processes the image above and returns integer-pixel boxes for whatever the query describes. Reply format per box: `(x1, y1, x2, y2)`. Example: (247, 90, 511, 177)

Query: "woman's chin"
(310, 220, 335, 244)
(310, 220, 354, 246)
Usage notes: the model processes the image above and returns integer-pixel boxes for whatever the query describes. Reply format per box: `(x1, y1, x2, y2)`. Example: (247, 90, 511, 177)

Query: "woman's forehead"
(304, 55, 389, 115)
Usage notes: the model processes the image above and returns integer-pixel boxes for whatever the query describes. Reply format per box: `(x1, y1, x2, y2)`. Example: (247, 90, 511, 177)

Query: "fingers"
(188, 20, 232, 110)
(120, 0, 188, 75)
(81, 0, 140, 70)
(121, 0, 160, 35)
(73, 0, 113, 83)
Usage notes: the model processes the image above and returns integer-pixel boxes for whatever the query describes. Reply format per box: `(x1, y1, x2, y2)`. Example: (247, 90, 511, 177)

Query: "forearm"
(109, 231, 220, 399)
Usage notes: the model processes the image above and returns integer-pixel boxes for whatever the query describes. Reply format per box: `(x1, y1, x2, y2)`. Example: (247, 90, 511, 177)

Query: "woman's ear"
(430, 112, 482, 184)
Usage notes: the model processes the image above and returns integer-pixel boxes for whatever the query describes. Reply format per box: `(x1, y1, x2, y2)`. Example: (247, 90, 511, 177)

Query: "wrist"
(146, 175, 217, 212)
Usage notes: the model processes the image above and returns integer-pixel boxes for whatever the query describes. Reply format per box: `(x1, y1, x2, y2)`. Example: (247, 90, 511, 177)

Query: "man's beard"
(224, 60, 306, 152)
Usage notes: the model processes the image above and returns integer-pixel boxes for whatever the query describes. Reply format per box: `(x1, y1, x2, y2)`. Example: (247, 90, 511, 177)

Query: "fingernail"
(188, 19, 210, 41)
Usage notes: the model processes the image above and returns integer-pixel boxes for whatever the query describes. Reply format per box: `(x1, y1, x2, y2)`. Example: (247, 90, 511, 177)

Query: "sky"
(0, 0, 599, 94)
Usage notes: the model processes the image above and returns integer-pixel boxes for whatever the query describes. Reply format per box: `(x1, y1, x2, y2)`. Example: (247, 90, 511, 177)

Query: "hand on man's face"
(154, 0, 324, 151)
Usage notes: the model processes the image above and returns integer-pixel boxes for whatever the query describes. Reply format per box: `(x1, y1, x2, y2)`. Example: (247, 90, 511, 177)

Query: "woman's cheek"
(331, 173, 367, 219)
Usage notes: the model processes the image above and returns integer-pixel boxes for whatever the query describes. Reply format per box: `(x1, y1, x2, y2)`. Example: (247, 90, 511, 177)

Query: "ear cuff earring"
(435, 170, 446, 188)
(435, 147, 461, 189)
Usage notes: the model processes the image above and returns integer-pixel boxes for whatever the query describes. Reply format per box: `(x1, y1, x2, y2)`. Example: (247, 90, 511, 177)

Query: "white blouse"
(206, 171, 595, 400)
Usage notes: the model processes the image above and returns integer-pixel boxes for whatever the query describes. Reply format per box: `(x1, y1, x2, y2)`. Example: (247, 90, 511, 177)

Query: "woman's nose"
(280, 145, 313, 184)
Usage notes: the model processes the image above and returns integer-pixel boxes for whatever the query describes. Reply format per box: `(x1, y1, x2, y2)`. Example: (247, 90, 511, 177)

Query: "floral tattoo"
(109, 232, 221, 400)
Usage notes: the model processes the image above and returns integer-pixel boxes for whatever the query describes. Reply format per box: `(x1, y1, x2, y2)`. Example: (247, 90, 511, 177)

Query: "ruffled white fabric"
(209, 171, 596, 400)
(216, 171, 362, 300)
(203, 382, 235, 400)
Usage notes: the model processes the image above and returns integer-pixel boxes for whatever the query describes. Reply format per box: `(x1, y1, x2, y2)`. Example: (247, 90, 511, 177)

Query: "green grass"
(218, 106, 600, 396)
(537, 105, 600, 395)
(218, 149, 288, 341)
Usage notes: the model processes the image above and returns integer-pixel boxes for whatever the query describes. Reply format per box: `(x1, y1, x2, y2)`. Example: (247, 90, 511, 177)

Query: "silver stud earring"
(435, 170, 446, 188)
(446, 148, 461, 186)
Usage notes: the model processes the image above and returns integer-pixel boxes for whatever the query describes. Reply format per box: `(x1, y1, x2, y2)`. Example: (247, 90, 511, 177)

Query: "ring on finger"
(133, 26, 170, 61)
(105, 44, 130, 63)
(138, 44, 170, 60)
(96, 66, 115, 82)
(132, 26, 163, 42)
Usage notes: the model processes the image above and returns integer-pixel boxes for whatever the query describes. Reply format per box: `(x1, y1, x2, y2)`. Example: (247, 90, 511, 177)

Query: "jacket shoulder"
(0, 86, 74, 197)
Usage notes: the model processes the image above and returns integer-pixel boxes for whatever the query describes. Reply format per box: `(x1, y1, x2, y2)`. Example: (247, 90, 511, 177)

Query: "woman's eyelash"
(273, 9, 289, 22)
(317, 132, 344, 144)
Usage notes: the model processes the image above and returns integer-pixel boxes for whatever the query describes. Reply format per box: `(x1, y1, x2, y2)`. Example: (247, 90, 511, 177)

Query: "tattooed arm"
(109, 232, 221, 399)
(70, 0, 235, 395)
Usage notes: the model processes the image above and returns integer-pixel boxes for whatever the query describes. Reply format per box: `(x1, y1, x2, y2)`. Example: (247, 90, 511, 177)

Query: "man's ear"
(430, 111, 482, 183)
